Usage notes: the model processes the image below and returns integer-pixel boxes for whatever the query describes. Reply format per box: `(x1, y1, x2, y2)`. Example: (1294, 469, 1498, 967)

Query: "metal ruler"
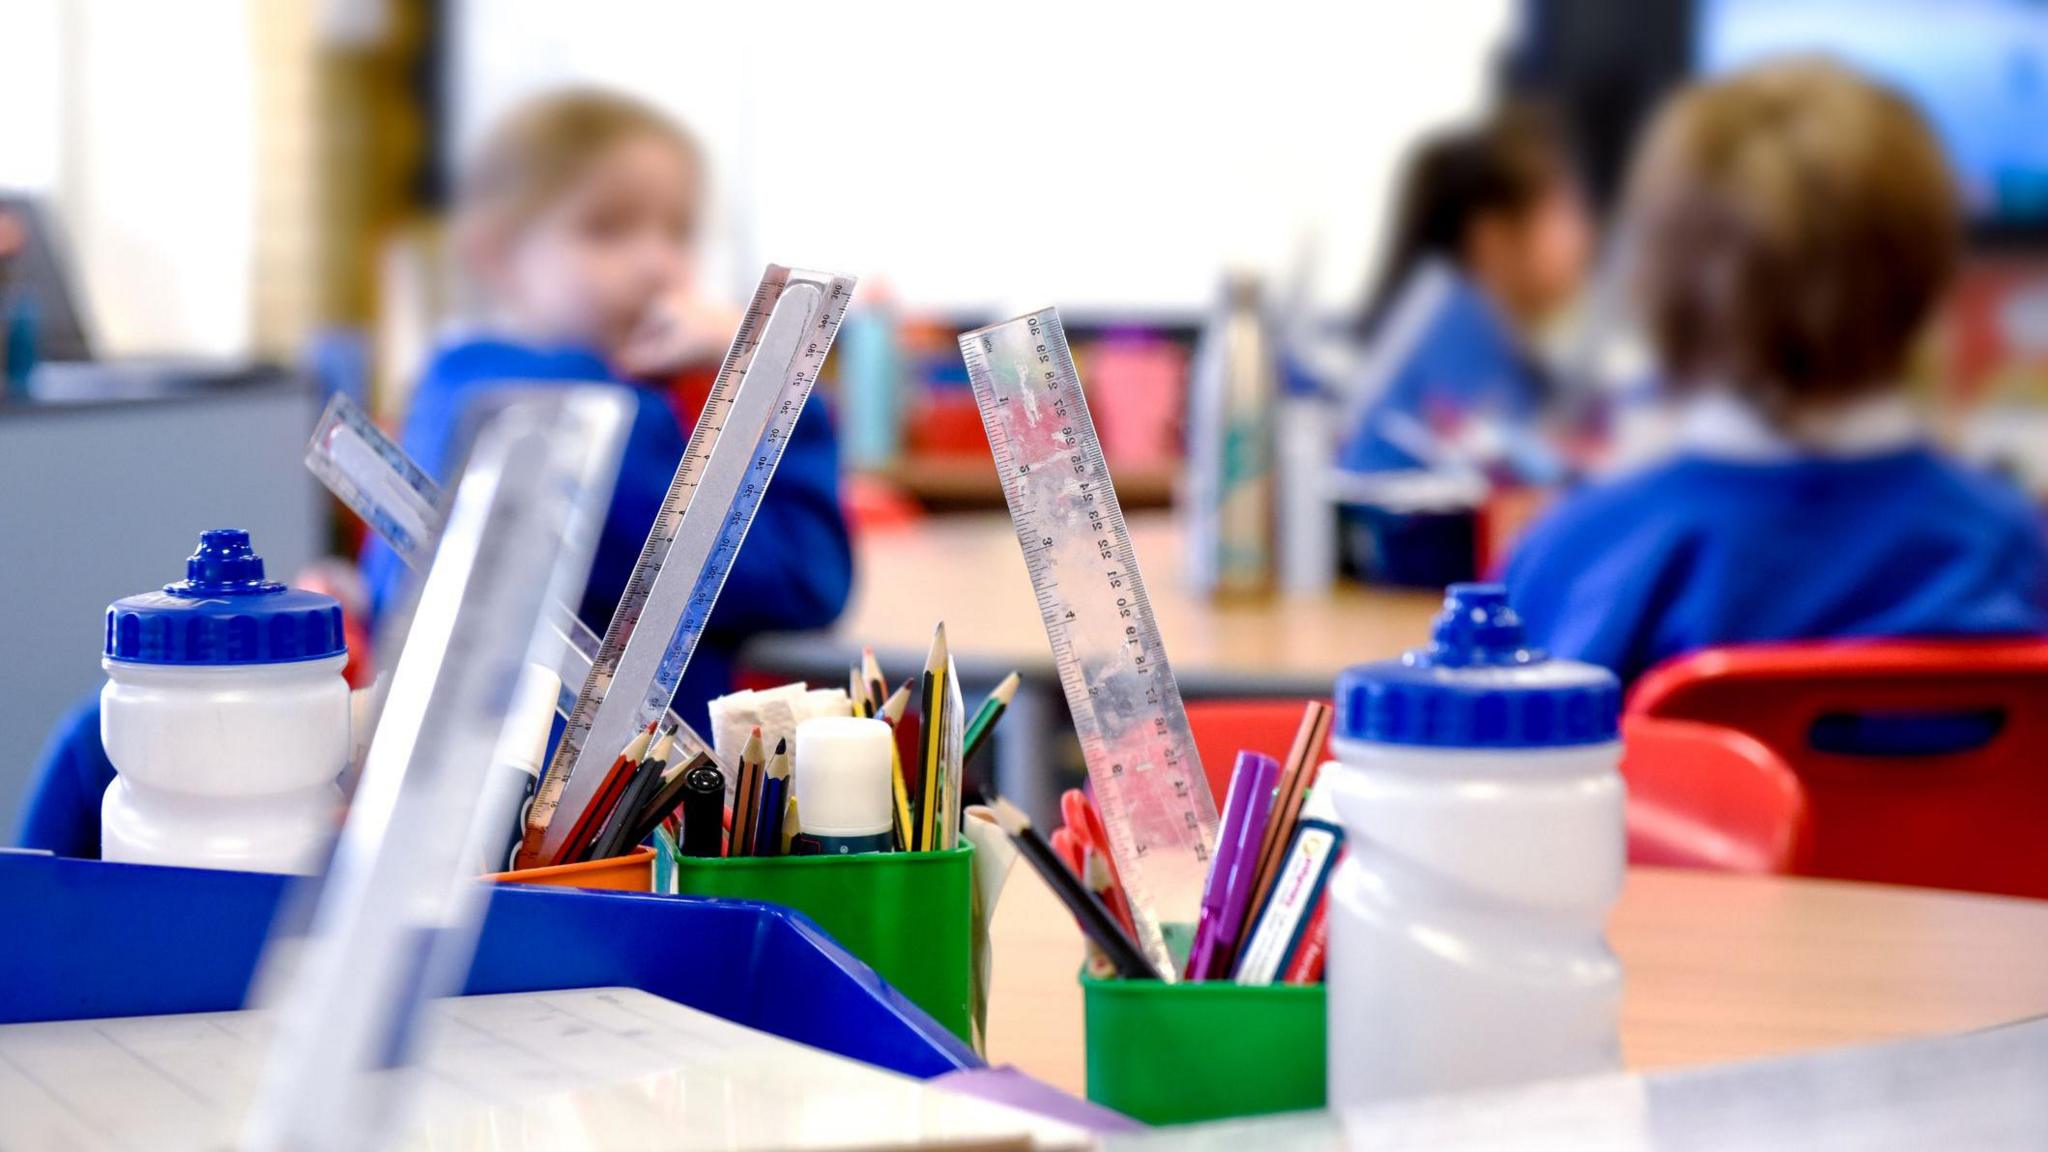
(960, 308, 1219, 981)
(248, 389, 630, 1152)
(520, 265, 856, 867)
(306, 391, 711, 765)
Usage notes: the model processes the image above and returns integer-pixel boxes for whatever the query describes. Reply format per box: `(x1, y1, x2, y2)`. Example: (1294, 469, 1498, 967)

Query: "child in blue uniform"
(369, 89, 851, 732)
(1506, 61, 2048, 683)
(17, 90, 851, 857)
(1343, 104, 1592, 477)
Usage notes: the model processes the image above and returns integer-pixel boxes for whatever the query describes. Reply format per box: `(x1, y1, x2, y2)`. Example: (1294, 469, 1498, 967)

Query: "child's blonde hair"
(1625, 58, 1959, 414)
(459, 87, 705, 239)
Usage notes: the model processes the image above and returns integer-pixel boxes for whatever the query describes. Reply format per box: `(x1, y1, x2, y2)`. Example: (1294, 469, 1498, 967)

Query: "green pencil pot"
(669, 845, 975, 1043)
(1082, 973, 1326, 1125)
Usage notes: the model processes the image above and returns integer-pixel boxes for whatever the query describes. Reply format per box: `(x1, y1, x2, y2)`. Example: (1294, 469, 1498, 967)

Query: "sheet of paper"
(1099, 1016, 2048, 1152)
(0, 987, 1088, 1152)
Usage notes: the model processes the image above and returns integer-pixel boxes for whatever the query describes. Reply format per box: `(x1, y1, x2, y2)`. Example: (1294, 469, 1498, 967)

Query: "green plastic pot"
(670, 844, 975, 1043)
(1082, 971, 1326, 1125)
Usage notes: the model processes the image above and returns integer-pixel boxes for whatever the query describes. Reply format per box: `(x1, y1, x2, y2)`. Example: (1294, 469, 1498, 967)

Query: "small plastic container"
(669, 845, 975, 1042)
(99, 530, 350, 874)
(1082, 972, 1325, 1125)
(487, 846, 656, 893)
(1324, 583, 1624, 1106)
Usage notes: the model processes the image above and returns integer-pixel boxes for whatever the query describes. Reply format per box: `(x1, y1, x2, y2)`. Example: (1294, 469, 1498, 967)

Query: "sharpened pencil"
(593, 728, 674, 860)
(749, 739, 791, 857)
(732, 726, 764, 858)
(990, 797, 1158, 980)
(962, 670, 1019, 772)
(881, 678, 912, 725)
(553, 723, 655, 866)
(850, 667, 871, 718)
(862, 647, 887, 722)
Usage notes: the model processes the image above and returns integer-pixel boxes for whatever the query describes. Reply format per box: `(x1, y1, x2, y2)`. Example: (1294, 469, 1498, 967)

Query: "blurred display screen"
(1698, 0, 2048, 228)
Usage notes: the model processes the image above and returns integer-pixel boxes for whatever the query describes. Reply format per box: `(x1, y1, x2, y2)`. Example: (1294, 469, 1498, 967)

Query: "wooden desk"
(986, 866, 2048, 1095)
(746, 512, 1444, 697)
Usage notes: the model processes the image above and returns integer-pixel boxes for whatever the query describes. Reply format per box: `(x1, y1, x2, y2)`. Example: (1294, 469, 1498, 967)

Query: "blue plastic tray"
(0, 852, 979, 1079)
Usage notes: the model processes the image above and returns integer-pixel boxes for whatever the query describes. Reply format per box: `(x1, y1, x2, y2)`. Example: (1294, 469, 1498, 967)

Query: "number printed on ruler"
(960, 307, 1219, 981)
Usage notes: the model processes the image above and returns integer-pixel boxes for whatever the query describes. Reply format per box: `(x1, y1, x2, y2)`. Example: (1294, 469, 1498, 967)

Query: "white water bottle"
(100, 529, 350, 874)
(1324, 583, 1624, 1105)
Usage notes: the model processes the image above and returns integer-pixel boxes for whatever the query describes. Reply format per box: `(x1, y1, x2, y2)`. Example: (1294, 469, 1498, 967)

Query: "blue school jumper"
(16, 338, 851, 857)
(1339, 266, 1555, 478)
(1504, 397, 2048, 684)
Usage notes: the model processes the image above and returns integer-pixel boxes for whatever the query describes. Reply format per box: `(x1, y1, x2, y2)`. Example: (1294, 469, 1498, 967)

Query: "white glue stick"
(792, 716, 894, 855)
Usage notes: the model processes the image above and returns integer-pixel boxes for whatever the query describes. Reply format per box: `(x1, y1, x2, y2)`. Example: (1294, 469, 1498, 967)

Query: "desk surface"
(985, 865, 2048, 1094)
(748, 513, 1444, 695)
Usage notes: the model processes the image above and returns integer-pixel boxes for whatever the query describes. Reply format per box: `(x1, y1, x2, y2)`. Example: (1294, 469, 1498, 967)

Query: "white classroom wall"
(1, 0, 1514, 356)
(456, 0, 1516, 314)
(0, 0, 257, 358)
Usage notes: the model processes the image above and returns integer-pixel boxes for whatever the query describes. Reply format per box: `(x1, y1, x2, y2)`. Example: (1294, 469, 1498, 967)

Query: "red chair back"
(1183, 700, 1334, 806)
(1629, 638, 2048, 898)
(1188, 697, 1811, 875)
(1619, 716, 1808, 874)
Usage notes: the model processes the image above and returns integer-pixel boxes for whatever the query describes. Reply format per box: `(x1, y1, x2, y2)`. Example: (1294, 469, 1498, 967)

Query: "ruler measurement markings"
(524, 269, 853, 865)
(960, 308, 1217, 981)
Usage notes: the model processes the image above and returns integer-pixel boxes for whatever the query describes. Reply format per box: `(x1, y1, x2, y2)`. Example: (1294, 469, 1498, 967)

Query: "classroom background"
(6, 0, 2046, 832)
(6, 1, 2048, 1142)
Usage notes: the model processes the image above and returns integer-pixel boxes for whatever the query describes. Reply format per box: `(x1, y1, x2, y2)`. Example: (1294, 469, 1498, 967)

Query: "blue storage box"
(0, 852, 979, 1079)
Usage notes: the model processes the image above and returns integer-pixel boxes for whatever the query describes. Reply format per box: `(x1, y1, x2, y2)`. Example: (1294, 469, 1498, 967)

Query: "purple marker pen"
(1186, 750, 1280, 980)
(1210, 752, 1281, 978)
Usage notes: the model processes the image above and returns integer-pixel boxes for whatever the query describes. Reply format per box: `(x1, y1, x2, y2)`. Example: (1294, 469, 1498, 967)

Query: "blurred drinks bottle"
(840, 295, 902, 468)
(1185, 273, 1276, 597)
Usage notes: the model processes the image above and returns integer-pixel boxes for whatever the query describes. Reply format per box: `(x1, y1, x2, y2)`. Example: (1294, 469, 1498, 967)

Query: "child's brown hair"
(459, 87, 705, 240)
(1625, 58, 1959, 415)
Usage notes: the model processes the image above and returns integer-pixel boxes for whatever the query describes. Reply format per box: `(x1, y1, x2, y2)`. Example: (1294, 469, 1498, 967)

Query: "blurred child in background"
(16, 89, 851, 858)
(1507, 59, 2048, 683)
(1342, 103, 1593, 476)
(361, 88, 852, 733)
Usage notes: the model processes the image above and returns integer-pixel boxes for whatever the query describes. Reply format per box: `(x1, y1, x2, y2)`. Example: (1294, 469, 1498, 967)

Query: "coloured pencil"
(962, 671, 1019, 769)
(750, 739, 791, 857)
(550, 723, 655, 866)
(782, 793, 802, 855)
(989, 797, 1158, 980)
(1244, 701, 1332, 923)
(731, 727, 764, 858)
(593, 728, 674, 860)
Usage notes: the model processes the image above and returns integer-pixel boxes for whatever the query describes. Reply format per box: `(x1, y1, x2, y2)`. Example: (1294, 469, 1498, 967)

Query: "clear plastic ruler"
(520, 265, 856, 867)
(960, 308, 1219, 981)
(247, 388, 631, 1152)
(306, 391, 712, 765)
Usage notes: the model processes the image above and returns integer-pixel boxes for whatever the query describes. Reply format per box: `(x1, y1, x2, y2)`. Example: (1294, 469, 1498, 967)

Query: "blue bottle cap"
(104, 529, 346, 666)
(1334, 583, 1619, 749)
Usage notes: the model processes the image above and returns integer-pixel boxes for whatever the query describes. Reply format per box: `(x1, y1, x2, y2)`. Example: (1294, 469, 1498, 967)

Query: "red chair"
(1620, 715, 1808, 874)
(1189, 696, 1811, 875)
(1628, 638, 2048, 899)
(1183, 700, 1334, 806)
